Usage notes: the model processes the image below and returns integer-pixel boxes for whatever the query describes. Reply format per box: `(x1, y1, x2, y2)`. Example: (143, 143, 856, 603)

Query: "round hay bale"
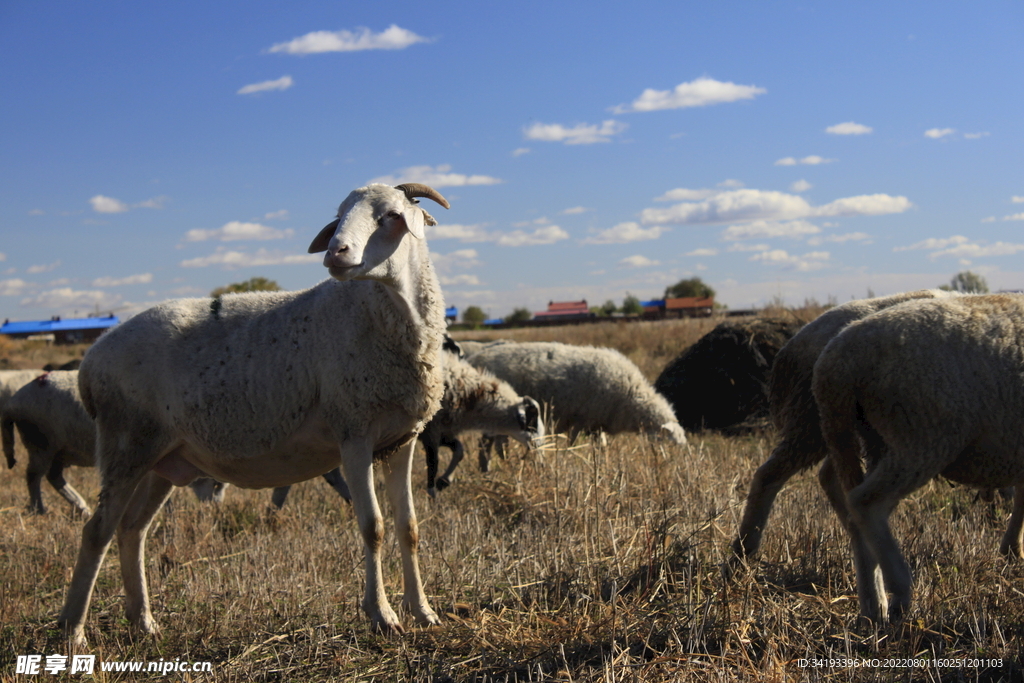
(654, 318, 802, 431)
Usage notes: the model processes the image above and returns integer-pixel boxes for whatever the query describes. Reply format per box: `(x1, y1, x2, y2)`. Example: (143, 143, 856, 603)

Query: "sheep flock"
(4, 183, 1024, 672)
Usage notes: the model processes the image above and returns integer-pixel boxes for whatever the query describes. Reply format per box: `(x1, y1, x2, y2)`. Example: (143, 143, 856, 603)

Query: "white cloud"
(790, 179, 812, 193)
(523, 120, 627, 145)
(806, 232, 872, 245)
(426, 222, 568, 247)
(0, 278, 29, 296)
(560, 206, 588, 215)
(439, 274, 482, 286)
(814, 194, 912, 217)
(27, 260, 61, 274)
(92, 273, 154, 287)
(237, 76, 293, 95)
(924, 127, 955, 139)
(726, 242, 771, 252)
(184, 221, 295, 242)
(931, 241, 1024, 259)
(180, 248, 321, 269)
(495, 225, 569, 247)
(749, 249, 830, 271)
(611, 77, 766, 114)
(511, 147, 531, 157)
(369, 164, 502, 187)
(20, 287, 122, 311)
(268, 25, 428, 54)
(0, 252, 5, 262)
(686, 248, 718, 257)
(432, 248, 482, 273)
(721, 219, 820, 241)
(826, 122, 873, 135)
(964, 132, 990, 139)
(718, 179, 745, 189)
(641, 189, 908, 227)
(264, 210, 289, 220)
(1005, 212, 1024, 221)
(28, 209, 44, 216)
(512, 217, 551, 228)
(654, 188, 717, 202)
(981, 216, 997, 223)
(134, 196, 168, 209)
(582, 222, 668, 244)
(775, 155, 835, 166)
(893, 235, 969, 252)
(619, 255, 660, 268)
(1012, 196, 1024, 203)
(426, 223, 493, 242)
(90, 195, 129, 213)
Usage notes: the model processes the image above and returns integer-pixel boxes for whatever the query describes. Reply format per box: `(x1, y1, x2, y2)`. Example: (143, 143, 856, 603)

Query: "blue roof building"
(1, 315, 119, 344)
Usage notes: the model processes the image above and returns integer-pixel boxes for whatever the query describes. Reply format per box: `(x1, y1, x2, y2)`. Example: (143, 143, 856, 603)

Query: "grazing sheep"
(655, 318, 802, 432)
(422, 350, 543, 496)
(0, 369, 45, 418)
(466, 342, 686, 453)
(813, 293, 1024, 622)
(730, 290, 956, 564)
(58, 183, 450, 645)
(269, 350, 544, 502)
(2, 371, 93, 514)
(1, 371, 234, 514)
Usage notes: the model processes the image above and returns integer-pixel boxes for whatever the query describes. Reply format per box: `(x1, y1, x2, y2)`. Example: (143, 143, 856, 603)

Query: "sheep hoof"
(436, 477, 451, 491)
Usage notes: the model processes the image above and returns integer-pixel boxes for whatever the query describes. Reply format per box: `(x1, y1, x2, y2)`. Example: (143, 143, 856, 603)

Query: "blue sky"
(2, 1, 1022, 322)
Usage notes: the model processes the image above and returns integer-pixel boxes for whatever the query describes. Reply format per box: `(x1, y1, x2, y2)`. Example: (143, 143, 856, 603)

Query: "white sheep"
(465, 342, 686, 455)
(0, 369, 45, 423)
(422, 350, 544, 496)
(268, 350, 544, 503)
(2, 371, 93, 514)
(1, 371, 226, 514)
(812, 293, 1024, 622)
(58, 183, 451, 645)
(730, 290, 956, 564)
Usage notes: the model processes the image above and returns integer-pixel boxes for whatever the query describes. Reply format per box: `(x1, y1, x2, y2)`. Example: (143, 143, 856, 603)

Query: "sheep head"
(308, 183, 449, 282)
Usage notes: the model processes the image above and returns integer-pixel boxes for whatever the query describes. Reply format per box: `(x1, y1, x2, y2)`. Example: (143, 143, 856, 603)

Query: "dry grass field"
(2, 317, 1023, 681)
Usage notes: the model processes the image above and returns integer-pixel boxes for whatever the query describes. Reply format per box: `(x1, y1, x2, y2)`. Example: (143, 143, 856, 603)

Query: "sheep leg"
(271, 485, 291, 508)
(340, 438, 403, 633)
(730, 437, 821, 563)
(477, 435, 494, 473)
(845, 456, 931, 624)
(323, 467, 352, 502)
(117, 471, 174, 635)
(46, 453, 91, 516)
(999, 485, 1024, 559)
(436, 436, 464, 492)
(384, 440, 440, 627)
(25, 448, 51, 515)
(58, 449, 155, 646)
(425, 441, 441, 497)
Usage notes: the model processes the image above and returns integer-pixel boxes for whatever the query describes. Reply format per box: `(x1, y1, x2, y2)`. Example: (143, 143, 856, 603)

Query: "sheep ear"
(404, 208, 426, 239)
(308, 219, 340, 253)
(421, 209, 437, 227)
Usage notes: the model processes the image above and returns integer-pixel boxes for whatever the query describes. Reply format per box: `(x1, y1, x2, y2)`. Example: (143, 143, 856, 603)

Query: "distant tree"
(621, 294, 643, 316)
(505, 307, 532, 325)
(939, 270, 989, 294)
(601, 299, 618, 316)
(462, 306, 487, 327)
(211, 276, 281, 298)
(664, 277, 715, 300)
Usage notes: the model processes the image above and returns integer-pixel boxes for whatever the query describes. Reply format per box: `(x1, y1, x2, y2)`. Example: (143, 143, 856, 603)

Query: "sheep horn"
(395, 183, 450, 210)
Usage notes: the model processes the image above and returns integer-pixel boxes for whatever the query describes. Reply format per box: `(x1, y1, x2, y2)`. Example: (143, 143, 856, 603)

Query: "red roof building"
(665, 297, 714, 318)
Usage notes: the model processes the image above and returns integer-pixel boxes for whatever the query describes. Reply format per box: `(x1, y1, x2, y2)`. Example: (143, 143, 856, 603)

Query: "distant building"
(532, 300, 595, 325)
(640, 297, 715, 319)
(445, 306, 459, 324)
(0, 315, 119, 344)
(665, 297, 714, 318)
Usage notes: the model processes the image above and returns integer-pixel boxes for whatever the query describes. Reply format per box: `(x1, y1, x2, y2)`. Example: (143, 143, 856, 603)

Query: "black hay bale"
(654, 317, 802, 432)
